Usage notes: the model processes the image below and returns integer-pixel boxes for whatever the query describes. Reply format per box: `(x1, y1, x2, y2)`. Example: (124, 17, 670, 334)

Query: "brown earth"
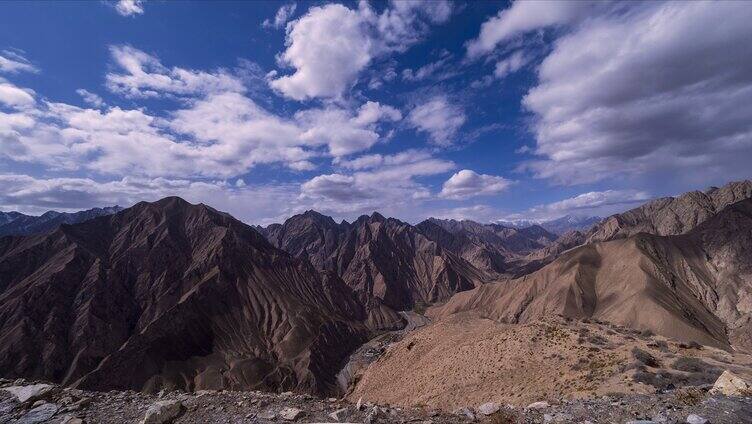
(349, 313, 752, 411)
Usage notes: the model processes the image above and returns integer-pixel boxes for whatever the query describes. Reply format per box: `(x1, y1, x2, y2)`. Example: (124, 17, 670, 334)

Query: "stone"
(329, 407, 349, 421)
(279, 406, 303, 421)
(139, 400, 185, 424)
(453, 407, 475, 420)
(710, 370, 751, 396)
(17, 403, 59, 424)
(61, 417, 85, 424)
(626, 421, 657, 424)
(686, 415, 707, 424)
(526, 401, 550, 410)
(2, 384, 55, 403)
(257, 410, 276, 419)
(477, 402, 500, 415)
(356, 396, 364, 410)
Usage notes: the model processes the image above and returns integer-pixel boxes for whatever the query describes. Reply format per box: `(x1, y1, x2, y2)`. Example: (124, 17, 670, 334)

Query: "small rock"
(477, 402, 500, 415)
(2, 384, 55, 403)
(257, 410, 276, 420)
(17, 403, 59, 424)
(626, 421, 657, 424)
(709, 370, 751, 396)
(686, 415, 708, 424)
(329, 407, 349, 421)
(453, 407, 475, 420)
(526, 401, 550, 410)
(61, 417, 85, 424)
(140, 400, 185, 424)
(356, 396, 364, 410)
(31, 400, 46, 408)
(364, 406, 380, 424)
(279, 406, 303, 421)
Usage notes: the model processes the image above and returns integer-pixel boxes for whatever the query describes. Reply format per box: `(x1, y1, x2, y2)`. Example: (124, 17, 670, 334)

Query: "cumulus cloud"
(0, 50, 38, 74)
(1, 55, 400, 179)
(115, 0, 144, 17)
(0, 79, 35, 108)
(106, 45, 244, 98)
(439, 169, 512, 200)
(407, 96, 466, 146)
(263, 3, 297, 29)
(465, 0, 599, 59)
(270, 1, 452, 100)
(297, 101, 402, 156)
(300, 150, 454, 215)
(520, 2, 752, 185)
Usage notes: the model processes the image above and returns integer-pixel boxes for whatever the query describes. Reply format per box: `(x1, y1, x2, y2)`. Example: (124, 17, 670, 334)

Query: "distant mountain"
(0, 197, 392, 395)
(433, 196, 752, 350)
(497, 215, 602, 235)
(539, 215, 602, 235)
(0, 206, 123, 237)
(415, 218, 557, 276)
(261, 212, 490, 311)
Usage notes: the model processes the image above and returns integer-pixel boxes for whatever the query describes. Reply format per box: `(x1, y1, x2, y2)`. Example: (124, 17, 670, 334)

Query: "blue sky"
(1, 1, 751, 224)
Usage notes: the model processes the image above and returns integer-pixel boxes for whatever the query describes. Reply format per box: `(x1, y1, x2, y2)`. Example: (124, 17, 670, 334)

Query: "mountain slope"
(0, 206, 123, 237)
(415, 218, 557, 275)
(587, 180, 752, 243)
(431, 198, 752, 350)
(0, 197, 376, 395)
(263, 213, 490, 311)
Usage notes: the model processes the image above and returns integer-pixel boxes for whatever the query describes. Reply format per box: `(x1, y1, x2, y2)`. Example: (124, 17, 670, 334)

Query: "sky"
(1, 0, 751, 225)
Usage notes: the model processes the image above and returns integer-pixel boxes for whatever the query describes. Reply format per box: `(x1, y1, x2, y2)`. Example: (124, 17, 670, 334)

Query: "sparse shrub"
(632, 347, 661, 367)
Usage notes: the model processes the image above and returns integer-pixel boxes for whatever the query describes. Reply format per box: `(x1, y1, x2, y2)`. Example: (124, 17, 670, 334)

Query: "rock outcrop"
(263, 212, 490, 310)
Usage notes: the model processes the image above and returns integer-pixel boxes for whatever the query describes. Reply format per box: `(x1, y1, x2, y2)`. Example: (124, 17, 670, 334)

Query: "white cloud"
(0, 173, 300, 225)
(270, 1, 452, 100)
(0, 50, 38, 74)
(465, 0, 599, 59)
(494, 50, 530, 78)
(296, 101, 402, 156)
(300, 150, 454, 215)
(0, 79, 35, 108)
(401, 51, 457, 82)
(106, 45, 244, 98)
(263, 3, 297, 29)
(76, 89, 105, 108)
(502, 189, 651, 222)
(521, 2, 752, 185)
(407, 96, 466, 146)
(115, 0, 144, 17)
(439, 169, 512, 200)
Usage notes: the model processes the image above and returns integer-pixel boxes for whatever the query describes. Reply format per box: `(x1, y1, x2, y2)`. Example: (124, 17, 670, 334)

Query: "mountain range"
(0, 206, 122, 237)
(498, 214, 602, 235)
(0, 180, 751, 397)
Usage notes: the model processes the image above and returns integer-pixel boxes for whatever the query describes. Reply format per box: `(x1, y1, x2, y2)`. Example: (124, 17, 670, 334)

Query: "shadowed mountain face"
(0, 206, 123, 237)
(432, 198, 752, 350)
(261, 212, 490, 311)
(0, 198, 376, 395)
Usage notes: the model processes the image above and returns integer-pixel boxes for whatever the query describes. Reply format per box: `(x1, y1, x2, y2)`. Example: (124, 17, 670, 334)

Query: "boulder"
(2, 384, 55, 403)
(279, 406, 304, 421)
(328, 407, 349, 421)
(709, 370, 751, 396)
(477, 402, 500, 415)
(686, 415, 707, 424)
(17, 403, 59, 424)
(139, 400, 185, 424)
(526, 401, 550, 409)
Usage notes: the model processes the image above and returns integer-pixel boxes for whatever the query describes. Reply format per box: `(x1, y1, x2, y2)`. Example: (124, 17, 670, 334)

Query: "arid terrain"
(1, 181, 752, 423)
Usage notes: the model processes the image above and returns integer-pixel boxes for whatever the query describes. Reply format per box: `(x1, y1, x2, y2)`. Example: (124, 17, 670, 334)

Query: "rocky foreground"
(2, 376, 752, 424)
